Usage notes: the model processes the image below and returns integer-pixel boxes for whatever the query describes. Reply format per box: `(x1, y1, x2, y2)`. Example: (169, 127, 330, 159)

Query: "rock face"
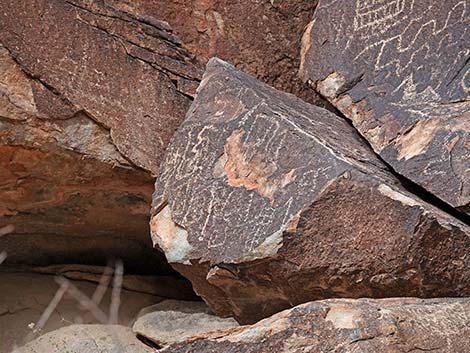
(105, 0, 326, 106)
(0, 0, 202, 270)
(0, 271, 162, 352)
(151, 58, 470, 324)
(13, 325, 154, 353)
(133, 300, 238, 346)
(300, 0, 470, 214)
(161, 298, 470, 353)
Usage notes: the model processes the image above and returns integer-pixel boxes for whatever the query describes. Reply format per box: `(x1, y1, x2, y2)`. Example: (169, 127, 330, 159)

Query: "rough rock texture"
(13, 324, 154, 353)
(0, 271, 162, 352)
(151, 59, 470, 324)
(161, 298, 470, 353)
(300, 0, 470, 214)
(133, 300, 238, 347)
(0, 0, 202, 270)
(105, 0, 327, 106)
(0, 0, 202, 171)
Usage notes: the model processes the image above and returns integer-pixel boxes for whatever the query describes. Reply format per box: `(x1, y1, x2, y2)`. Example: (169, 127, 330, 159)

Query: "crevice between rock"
(313, 87, 470, 226)
(64, 0, 201, 98)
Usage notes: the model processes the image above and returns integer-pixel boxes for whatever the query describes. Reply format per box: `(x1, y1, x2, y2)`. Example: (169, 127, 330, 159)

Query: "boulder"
(105, 0, 327, 106)
(161, 298, 470, 353)
(13, 325, 154, 353)
(151, 58, 470, 324)
(300, 0, 470, 214)
(132, 300, 238, 346)
(0, 0, 202, 270)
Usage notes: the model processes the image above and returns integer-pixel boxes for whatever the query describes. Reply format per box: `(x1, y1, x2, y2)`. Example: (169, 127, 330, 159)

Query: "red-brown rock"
(105, 0, 326, 106)
(0, 0, 202, 172)
(151, 59, 470, 324)
(0, 0, 202, 270)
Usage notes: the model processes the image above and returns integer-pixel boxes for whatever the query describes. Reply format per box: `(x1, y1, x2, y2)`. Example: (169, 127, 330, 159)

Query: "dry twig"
(0, 224, 14, 237)
(0, 251, 6, 265)
(109, 260, 123, 324)
(55, 276, 108, 324)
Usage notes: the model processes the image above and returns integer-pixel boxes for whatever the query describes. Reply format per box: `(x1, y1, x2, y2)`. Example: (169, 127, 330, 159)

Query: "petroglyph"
(301, 0, 470, 213)
(152, 58, 386, 265)
(152, 59, 470, 323)
(354, 0, 406, 31)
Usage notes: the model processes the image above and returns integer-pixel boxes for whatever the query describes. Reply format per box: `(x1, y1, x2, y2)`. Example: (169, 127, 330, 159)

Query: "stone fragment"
(161, 298, 470, 353)
(300, 0, 470, 214)
(152, 58, 470, 324)
(0, 0, 202, 269)
(13, 325, 154, 353)
(132, 300, 238, 346)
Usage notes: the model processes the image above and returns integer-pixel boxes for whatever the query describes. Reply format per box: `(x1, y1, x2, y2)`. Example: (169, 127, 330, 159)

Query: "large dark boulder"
(300, 0, 469, 214)
(151, 59, 470, 324)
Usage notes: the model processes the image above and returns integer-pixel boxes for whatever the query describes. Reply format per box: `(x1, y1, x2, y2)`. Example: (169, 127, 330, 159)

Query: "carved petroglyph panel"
(153, 60, 470, 323)
(152, 59, 388, 264)
(301, 0, 470, 212)
(153, 102, 346, 264)
(354, 0, 406, 31)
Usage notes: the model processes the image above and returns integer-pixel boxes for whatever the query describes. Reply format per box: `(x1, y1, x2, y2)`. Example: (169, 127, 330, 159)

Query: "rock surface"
(133, 300, 238, 346)
(0, 0, 202, 270)
(161, 298, 470, 353)
(0, 0, 202, 172)
(105, 0, 327, 106)
(13, 324, 154, 353)
(300, 0, 470, 214)
(151, 58, 470, 324)
(0, 271, 162, 352)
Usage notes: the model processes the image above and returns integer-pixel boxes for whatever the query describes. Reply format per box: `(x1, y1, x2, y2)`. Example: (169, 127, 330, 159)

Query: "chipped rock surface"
(161, 298, 470, 353)
(105, 0, 328, 107)
(0, 0, 202, 270)
(152, 59, 470, 324)
(300, 0, 470, 214)
(13, 324, 154, 353)
(132, 300, 238, 346)
(0, 271, 162, 352)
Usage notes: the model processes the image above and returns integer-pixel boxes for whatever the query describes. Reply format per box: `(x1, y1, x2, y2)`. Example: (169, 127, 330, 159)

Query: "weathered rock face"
(105, 0, 326, 106)
(0, 270, 162, 352)
(151, 59, 470, 324)
(132, 300, 238, 347)
(0, 0, 202, 270)
(0, 0, 202, 171)
(161, 298, 470, 353)
(300, 0, 470, 214)
(13, 325, 154, 353)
